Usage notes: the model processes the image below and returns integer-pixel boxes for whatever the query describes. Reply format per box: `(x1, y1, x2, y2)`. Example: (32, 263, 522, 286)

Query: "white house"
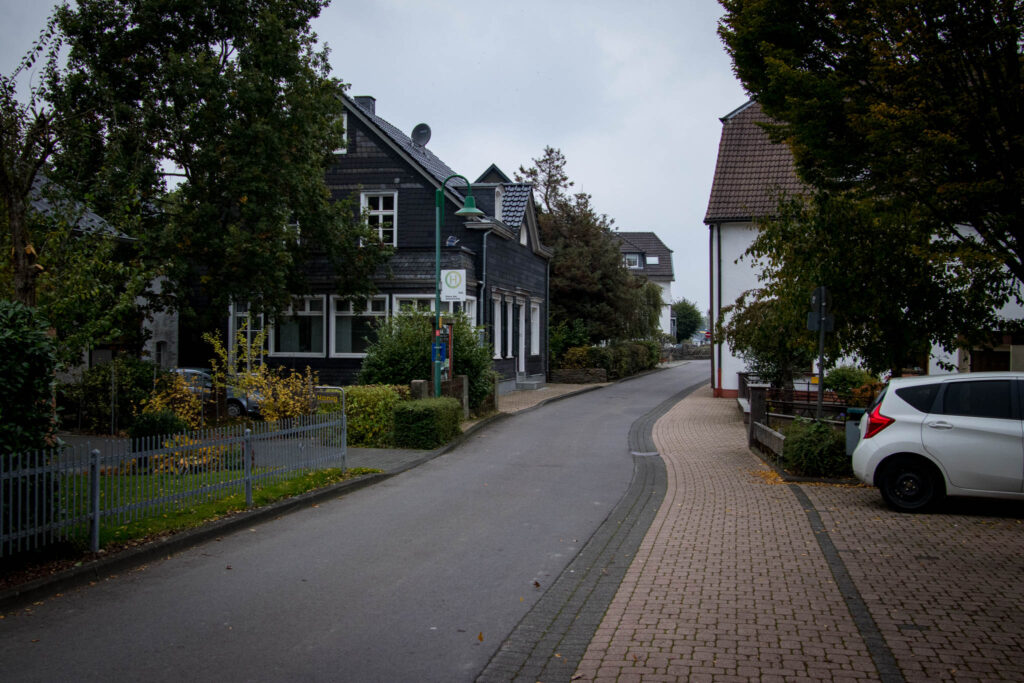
(704, 100, 1024, 398)
(613, 231, 675, 336)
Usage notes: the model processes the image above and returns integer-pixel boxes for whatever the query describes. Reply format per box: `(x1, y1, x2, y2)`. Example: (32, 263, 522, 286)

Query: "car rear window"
(938, 380, 1012, 419)
(895, 384, 940, 413)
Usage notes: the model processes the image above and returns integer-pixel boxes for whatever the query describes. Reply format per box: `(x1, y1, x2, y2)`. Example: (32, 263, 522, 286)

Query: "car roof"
(887, 372, 1024, 388)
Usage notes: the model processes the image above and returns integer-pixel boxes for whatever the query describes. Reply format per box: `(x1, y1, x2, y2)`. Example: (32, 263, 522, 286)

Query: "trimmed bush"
(557, 341, 659, 380)
(393, 398, 462, 449)
(0, 300, 57, 455)
(359, 312, 494, 411)
(781, 419, 852, 478)
(319, 384, 410, 448)
(825, 365, 878, 397)
(129, 409, 188, 443)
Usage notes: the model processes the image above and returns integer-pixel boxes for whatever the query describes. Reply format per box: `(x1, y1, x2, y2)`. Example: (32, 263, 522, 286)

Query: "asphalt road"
(1, 363, 709, 682)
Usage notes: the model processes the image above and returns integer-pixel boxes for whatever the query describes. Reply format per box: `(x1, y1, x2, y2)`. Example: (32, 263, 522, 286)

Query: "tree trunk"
(7, 194, 38, 307)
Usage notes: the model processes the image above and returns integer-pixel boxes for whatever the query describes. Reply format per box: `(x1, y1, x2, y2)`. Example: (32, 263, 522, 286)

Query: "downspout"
(480, 229, 492, 330)
(709, 223, 716, 393)
(716, 224, 723, 396)
(545, 257, 550, 380)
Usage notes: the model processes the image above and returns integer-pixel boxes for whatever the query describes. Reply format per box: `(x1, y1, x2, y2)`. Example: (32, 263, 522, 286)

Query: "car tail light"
(863, 403, 894, 439)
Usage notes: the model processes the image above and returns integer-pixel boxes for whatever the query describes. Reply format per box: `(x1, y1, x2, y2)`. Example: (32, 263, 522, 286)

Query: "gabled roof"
(703, 100, 806, 224)
(30, 175, 131, 240)
(475, 164, 512, 184)
(343, 96, 551, 259)
(346, 95, 467, 197)
(613, 231, 674, 279)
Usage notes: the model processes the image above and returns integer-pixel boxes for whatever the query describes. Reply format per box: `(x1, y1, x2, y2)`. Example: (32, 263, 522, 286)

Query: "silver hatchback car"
(852, 372, 1024, 512)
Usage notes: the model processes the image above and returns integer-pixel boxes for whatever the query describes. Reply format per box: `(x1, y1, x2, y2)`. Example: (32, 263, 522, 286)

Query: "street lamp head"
(454, 194, 485, 218)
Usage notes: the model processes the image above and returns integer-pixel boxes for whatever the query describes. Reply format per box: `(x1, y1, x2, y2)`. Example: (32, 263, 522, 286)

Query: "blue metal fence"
(1, 413, 346, 558)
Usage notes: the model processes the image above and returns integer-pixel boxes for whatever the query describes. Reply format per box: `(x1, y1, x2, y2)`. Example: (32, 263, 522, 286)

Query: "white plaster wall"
(657, 279, 673, 336)
(712, 222, 761, 392)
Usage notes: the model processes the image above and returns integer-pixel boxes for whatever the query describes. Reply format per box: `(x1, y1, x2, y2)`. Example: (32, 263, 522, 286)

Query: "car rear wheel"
(226, 400, 245, 418)
(878, 456, 944, 512)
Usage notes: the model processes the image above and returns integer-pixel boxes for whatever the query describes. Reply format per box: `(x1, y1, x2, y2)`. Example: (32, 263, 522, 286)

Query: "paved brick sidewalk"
(573, 384, 1024, 682)
(574, 384, 878, 681)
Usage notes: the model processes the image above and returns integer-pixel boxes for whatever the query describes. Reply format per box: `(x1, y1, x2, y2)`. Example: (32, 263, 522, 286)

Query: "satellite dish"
(411, 123, 431, 147)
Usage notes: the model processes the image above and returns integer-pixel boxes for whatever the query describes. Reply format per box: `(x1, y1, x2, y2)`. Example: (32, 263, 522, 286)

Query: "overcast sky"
(1, 0, 748, 313)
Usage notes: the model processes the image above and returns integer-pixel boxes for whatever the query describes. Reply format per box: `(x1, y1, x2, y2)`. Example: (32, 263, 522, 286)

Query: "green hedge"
(393, 398, 462, 449)
(319, 384, 410, 448)
(781, 419, 852, 478)
(0, 300, 57, 455)
(558, 341, 659, 380)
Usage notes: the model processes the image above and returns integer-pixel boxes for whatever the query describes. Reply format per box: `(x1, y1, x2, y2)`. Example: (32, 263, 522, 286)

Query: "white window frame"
(229, 301, 266, 369)
(361, 191, 398, 246)
(492, 295, 503, 359)
(395, 296, 434, 314)
(517, 297, 526, 372)
(530, 302, 541, 356)
(394, 295, 475, 320)
(333, 112, 348, 155)
(330, 295, 388, 358)
(506, 298, 514, 359)
(624, 253, 642, 269)
(268, 296, 326, 358)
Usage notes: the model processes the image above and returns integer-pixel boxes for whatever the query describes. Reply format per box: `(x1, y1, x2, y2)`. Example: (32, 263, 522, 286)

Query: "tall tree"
(1, 10, 153, 367)
(517, 147, 662, 344)
(672, 298, 703, 342)
(719, 0, 1024, 283)
(52, 0, 387, 324)
(515, 145, 573, 214)
(1, 12, 64, 307)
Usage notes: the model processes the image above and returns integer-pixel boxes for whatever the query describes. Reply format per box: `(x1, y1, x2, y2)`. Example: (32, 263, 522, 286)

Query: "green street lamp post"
(434, 174, 484, 397)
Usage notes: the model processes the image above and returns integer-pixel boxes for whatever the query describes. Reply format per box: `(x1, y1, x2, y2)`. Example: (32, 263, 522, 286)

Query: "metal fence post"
(90, 449, 101, 553)
(244, 428, 253, 508)
(341, 389, 347, 471)
(748, 383, 769, 448)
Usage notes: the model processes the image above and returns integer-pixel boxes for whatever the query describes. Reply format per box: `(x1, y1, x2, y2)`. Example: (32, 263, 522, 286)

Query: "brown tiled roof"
(613, 231, 674, 280)
(703, 101, 806, 224)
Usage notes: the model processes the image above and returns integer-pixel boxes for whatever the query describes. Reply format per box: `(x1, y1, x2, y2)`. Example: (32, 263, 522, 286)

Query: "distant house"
(704, 100, 1024, 398)
(612, 231, 674, 336)
(178, 95, 552, 391)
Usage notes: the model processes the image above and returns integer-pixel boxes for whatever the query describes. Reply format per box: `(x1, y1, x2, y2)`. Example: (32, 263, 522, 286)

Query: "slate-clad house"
(183, 95, 551, 389)
(612, 231, 674, 336)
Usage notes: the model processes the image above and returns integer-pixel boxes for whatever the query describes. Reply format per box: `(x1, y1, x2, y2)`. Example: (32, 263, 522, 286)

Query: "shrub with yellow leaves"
(203, 324, 319, 423)
(138, 372, 204, 431)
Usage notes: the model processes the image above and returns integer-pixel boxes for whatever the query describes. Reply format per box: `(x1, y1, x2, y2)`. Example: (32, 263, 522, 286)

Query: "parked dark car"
(171, 367, 260, 418)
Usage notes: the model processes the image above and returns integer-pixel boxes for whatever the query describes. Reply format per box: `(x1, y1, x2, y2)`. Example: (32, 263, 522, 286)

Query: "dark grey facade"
(211, 95, 551, 386)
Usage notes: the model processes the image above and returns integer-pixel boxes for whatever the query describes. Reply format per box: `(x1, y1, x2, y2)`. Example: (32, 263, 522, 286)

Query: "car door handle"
(927, 421, 954, 430)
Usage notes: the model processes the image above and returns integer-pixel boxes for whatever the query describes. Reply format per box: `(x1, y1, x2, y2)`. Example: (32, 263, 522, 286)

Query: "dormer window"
(495, 186, 504, 221)
(624, 253, 642, 269)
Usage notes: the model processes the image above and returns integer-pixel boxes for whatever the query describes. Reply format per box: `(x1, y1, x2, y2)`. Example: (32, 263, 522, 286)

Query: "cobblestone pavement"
(573, 385, 1024, 682)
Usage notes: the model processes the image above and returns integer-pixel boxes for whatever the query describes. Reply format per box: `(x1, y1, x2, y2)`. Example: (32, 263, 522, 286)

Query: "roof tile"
(703, 100, 806, 223)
